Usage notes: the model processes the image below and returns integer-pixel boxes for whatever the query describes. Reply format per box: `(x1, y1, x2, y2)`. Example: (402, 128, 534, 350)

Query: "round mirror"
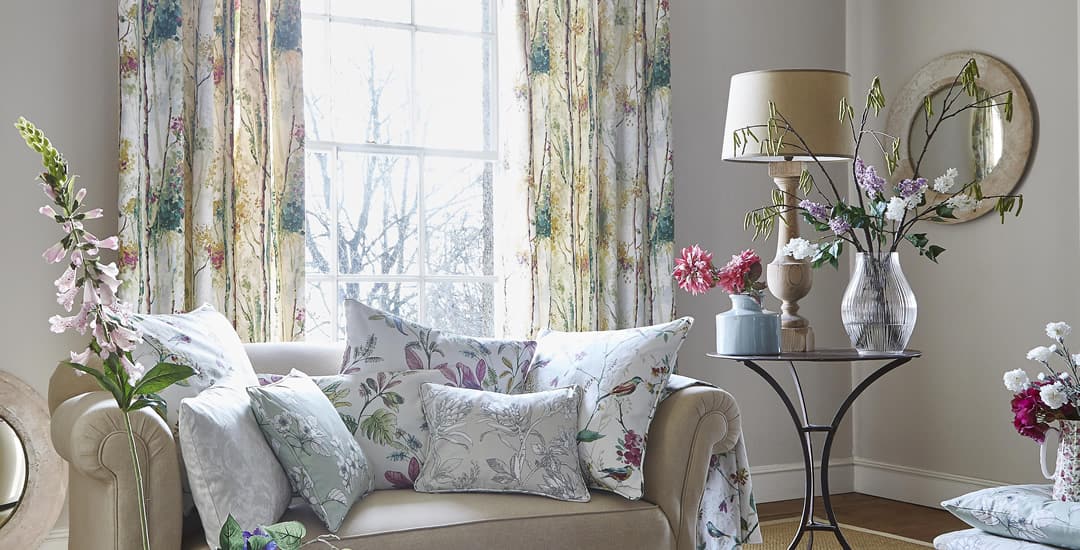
(0, 419, 28, 529)
(886, 52, 1033, 223)
(0, 372, 66, 549)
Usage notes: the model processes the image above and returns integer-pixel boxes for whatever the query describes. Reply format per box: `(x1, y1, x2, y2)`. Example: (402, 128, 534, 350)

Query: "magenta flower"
(673, 244, 717, 295)
(716, 249, 763, 295)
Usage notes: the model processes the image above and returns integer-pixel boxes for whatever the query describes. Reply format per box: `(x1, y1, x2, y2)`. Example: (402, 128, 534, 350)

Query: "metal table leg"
(741, 357, 912, 550)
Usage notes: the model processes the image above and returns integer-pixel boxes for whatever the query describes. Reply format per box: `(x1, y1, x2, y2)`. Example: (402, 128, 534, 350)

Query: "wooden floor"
(757, 492, 968, 543)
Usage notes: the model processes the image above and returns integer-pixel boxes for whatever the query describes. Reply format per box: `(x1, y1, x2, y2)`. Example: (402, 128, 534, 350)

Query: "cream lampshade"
(722, 69, 853, 352)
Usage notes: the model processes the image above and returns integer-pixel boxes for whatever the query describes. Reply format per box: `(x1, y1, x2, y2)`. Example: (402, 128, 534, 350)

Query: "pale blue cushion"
(934, 528, 1060, 549)
(942, 484, 1080, 549)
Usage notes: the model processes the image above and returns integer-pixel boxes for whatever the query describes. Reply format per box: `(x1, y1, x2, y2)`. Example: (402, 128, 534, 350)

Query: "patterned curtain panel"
(117, 0, 305, 342)
(498, 0, 675, 334)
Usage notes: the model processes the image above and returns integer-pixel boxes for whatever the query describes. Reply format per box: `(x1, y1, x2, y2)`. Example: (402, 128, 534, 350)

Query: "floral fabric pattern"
(1053, 420, 1080, 502)
(934, 528, 1060, 550)
(311, 369, 450, 490)
(248, 375, 374, 532)
(526, 317, 692, 499)
(942, 484, 1080, 549)
(414, 383, 590, 502)
(494, 0, 675, 336)
(342, 300, 537, 393)
(117, 0, 306, 342)
(131, 304, 258, 425)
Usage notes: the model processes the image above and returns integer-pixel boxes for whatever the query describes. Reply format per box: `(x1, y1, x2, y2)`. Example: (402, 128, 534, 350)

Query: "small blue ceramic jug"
(716, 293, 781, 355)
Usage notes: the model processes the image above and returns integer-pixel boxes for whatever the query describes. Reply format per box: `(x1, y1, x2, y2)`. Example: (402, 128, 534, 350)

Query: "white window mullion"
(329, 144, 341, 338)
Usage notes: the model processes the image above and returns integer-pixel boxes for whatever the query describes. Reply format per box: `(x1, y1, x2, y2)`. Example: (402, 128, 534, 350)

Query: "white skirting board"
(38, 528, 68, 550)
(751, 456, 1005, 507)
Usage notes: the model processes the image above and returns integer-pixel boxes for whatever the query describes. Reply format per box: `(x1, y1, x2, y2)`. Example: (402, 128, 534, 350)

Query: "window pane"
(415, 0, 491, 32)
(302, 0, 328, 16)
(331, 24, 412, 144)
(304, 151, 333, 274)
(424, 158, 493, 276)
(302, 18, 333, 141)
(337, 153, 419, 275)
(415, 33, 492, 150)
(331, 0, 410, 23)
(304, 279, 337, 342)
(342, 282, 419, 322)
(425, 281, 494, 336)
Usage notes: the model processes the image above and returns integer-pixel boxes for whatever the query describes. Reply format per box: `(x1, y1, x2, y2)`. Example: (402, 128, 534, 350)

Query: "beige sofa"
(49, 342, 742, 550)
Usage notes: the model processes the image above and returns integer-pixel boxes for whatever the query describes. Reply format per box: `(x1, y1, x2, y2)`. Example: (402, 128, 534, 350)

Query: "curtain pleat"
(117, 0, 305, 342)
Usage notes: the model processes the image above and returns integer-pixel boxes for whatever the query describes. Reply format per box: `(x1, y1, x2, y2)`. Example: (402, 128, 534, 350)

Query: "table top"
(707, 348, 921, 362)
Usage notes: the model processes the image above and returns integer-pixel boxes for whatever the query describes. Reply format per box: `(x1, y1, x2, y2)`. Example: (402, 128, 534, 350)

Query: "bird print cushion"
(341, 300, 537, 394)
(526, 317, 693, 499)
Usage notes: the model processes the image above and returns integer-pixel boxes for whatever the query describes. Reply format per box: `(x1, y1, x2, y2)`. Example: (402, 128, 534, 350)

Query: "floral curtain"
(117, 0, 305, 342)
(497, 0, 676, 334)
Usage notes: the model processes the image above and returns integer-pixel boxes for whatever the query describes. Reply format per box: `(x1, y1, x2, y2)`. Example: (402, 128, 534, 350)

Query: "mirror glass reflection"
(0, 418, 27, 529)
(908, 85, 1005, 189)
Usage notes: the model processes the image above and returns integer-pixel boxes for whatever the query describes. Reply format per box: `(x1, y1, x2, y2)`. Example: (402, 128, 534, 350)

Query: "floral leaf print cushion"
(310, 369, 452, 490)
(130, 304, 258, 426)
(342, 300, 537, 394)
(413, 383, 590, 502)
(941, 484, 1080, 549)
(934, 529, 1061, 549)
(248, 374, 374, 532)
(526, 317, 693, 500)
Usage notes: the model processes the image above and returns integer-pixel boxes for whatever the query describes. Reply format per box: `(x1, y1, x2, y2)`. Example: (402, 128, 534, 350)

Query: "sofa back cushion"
(341, 300, 537, 394)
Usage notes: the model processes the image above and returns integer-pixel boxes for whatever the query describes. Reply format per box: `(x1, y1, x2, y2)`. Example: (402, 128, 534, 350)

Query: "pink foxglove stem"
(123, 410, 151, 550)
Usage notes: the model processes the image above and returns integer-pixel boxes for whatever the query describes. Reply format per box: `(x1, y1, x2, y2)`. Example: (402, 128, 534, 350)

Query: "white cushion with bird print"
(525, 317, 693, 500)
(341, 300, 537, 394)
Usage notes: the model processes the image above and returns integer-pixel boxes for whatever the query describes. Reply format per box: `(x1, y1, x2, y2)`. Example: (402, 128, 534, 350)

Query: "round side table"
(709, 349, 921, 550)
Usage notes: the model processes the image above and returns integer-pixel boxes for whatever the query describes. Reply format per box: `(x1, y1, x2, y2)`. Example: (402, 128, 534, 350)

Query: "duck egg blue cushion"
(941, 484, 1080, 549)
(248, 374, 374, 532)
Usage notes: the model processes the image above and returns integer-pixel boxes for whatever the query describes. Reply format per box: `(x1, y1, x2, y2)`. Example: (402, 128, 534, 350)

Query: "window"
(301, 0, 497, 342)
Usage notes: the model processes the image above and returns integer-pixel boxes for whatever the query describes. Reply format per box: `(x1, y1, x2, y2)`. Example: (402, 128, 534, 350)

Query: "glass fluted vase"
(841, 252, 917, 354)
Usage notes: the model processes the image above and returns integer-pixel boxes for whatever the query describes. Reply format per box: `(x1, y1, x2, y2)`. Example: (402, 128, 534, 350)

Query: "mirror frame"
(885, 51, 1033, 223)
(0, 372, 66, 548)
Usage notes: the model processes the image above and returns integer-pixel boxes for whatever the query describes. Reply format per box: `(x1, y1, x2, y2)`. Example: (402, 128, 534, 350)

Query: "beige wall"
(0, 0, 119, 539)
(846, 0, 1079, 488)
(671, 0, 855, 498)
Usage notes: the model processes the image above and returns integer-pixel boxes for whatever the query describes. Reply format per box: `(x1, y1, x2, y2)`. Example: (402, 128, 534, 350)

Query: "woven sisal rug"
(759, 518, 933, 549)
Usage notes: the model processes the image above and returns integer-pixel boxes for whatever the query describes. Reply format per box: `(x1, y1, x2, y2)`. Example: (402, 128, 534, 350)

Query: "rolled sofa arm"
(643, 385, 742, 550)
(51, 390, 183, 550)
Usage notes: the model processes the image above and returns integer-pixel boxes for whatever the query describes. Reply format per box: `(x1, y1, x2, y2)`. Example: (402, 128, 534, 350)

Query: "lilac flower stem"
(123, 410, 152, 550)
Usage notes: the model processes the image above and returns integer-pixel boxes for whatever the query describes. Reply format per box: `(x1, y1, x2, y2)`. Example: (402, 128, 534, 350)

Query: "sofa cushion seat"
(182, 489, 674, 549)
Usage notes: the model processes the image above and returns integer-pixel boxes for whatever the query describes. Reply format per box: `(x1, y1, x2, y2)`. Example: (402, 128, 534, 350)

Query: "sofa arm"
(643, 385, 741, 550)
(51, 391, 183, 550)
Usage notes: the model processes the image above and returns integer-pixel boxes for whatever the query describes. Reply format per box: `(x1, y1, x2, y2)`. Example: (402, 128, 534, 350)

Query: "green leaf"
(576, 429, 604, 442)
(263, 521, 306, 550)
(63, 361, 126, 409)
(381, 391, 405, 411)
(133, 362, 194, 396)
(130, 394, 168, 419)
(926, 245, 946, 263)
(906, 233, 928, 249)
(360, 409, 397, 446)
(219, 515, 244, 550)
(340, 414, 359, 435)
(935, 204, 956, 219)
(246, 536, 272, 550)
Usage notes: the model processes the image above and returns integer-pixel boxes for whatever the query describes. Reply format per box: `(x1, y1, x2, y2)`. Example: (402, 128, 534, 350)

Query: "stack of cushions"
(938, 485, 1080, 549)
(152, 300, 692, 548)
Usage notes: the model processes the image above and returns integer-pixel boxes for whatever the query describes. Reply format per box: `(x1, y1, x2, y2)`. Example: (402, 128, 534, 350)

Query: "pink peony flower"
(716, 249, 763, 295)
(673, 244, 717, 295)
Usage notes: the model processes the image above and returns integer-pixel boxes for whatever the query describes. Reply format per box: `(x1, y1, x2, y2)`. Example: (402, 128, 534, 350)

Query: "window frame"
(301, 0, 501, 340)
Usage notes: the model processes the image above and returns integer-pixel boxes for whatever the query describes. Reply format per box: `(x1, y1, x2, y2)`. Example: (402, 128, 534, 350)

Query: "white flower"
(946, 194, 979, 213)
(1003, 369, 1030, 392)
(781, 238, 819, 261)
(933, 168, 959, 194)
(1060, 372, 1071, 380)
(1072, 353, 1080, 365)
(122, 356, 145, 386)
(1038, 372, 1047, 381)
(69, 347, 92, 366)
(1039, 383, 1068, 409)
(1027, 346, 1055, 363)
(884, 197, 909, 222)
(1046, 322, 1072, 340)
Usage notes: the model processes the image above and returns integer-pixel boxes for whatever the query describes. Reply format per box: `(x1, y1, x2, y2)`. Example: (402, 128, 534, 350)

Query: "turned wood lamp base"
(767, 161, 815, 353)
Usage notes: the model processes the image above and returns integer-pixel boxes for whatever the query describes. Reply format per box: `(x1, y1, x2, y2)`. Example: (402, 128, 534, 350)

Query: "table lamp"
(721, 69, 853, 352)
